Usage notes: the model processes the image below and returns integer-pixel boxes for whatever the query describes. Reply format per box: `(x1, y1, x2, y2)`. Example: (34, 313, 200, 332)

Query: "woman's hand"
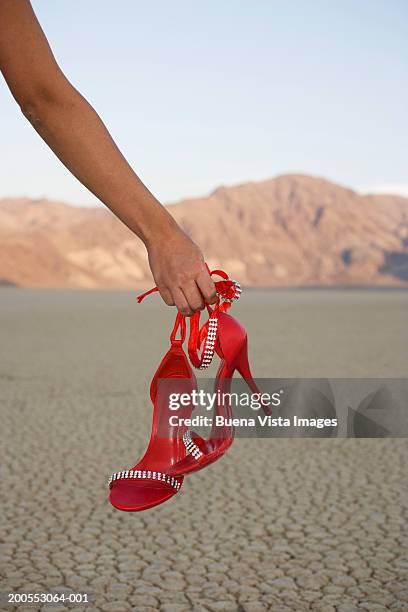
(146, 225, 217, 315)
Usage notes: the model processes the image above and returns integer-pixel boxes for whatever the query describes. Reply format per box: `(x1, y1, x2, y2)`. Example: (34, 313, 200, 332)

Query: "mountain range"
(1, 174, 407, 288)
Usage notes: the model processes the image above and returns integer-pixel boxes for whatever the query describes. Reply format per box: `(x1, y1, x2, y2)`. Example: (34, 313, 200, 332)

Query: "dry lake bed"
(1, 288, 407, 611)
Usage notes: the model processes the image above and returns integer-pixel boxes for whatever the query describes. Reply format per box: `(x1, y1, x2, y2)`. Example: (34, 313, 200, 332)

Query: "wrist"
(142, 207, 182, 249)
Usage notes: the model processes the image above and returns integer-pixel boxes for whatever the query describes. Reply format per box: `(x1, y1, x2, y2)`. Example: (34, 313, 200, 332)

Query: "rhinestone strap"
(108, 469, 181, 491)
(183, 430, 203, 460)
(193, 280, 242, 370)
(197, 316, 218, 370)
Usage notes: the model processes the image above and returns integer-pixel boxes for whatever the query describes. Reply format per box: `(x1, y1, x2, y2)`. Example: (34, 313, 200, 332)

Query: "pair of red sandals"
(108, 268, 271, 512)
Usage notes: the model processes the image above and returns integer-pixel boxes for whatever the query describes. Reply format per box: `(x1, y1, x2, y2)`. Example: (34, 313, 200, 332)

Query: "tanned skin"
(0, 0, 216, 315)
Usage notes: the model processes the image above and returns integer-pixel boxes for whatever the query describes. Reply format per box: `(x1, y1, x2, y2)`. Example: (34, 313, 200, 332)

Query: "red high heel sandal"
(108, 313, 196, 512)
(108, 268, 270, 511)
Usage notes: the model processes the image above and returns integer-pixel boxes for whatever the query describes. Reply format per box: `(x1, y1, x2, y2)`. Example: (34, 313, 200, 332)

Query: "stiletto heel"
(233, 339, 272, 416)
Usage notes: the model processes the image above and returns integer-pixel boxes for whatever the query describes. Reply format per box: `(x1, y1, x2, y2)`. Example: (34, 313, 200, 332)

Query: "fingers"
(157, 285, 175, 306)
(155, 265, 217, 315)
(196, 269, 217, 305)
(157, 283, 200, 315)
(182, 281, 205, 313)
(171, 282, 206, 316)
(172, 288, 193, 316)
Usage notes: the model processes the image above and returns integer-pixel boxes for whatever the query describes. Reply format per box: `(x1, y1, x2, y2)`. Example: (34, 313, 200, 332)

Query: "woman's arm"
(0, 0, 216, 314)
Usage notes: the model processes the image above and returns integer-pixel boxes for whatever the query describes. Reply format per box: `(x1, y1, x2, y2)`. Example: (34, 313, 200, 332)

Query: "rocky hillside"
(1, 174, 407, 288)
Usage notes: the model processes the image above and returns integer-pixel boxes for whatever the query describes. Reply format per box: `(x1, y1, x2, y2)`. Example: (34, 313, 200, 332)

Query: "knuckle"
(176, 272, 190, 286)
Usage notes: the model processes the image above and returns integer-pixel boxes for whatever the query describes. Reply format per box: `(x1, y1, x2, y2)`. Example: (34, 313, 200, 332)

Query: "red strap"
(170, 312, 186, 344)
(137, 286, 159, 303)
(209, 269, 229, 280)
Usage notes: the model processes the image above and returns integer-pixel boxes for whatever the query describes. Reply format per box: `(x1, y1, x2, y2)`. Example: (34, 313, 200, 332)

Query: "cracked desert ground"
(1, 288, 407, 611)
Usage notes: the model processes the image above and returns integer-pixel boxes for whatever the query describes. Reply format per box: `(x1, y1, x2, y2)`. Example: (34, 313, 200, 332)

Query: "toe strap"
(109, 470, 182, 491)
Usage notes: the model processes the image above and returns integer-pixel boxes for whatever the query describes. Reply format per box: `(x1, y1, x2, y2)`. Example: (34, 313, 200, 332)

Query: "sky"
(0, 0, 407, 206)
